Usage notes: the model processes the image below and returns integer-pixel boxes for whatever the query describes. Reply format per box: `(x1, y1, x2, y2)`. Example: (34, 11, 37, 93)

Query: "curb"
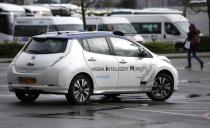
(0, 58, 13, 63)
(159, 52, 210, 59)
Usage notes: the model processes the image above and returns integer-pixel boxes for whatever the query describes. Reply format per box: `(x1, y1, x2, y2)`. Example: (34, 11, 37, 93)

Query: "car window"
(87, 25, 97, 31)
(165, 22, 180, 35)
(24, 38, 68, 54)
(110, 37, 139, 57)
(86, 37, 111, 55)
(81, 39, 90, 51)
(132, 23, 161, 34)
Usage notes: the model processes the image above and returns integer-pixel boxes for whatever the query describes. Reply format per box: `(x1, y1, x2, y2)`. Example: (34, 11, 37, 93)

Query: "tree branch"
(84, 0, 97, 12)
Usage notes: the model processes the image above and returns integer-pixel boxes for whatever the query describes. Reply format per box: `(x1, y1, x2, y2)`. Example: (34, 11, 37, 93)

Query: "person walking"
(185, 24, 204, 70)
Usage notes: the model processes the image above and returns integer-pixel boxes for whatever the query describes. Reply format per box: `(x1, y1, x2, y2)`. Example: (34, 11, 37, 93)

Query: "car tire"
(66, 75, 92, 104)
(147, 73, 174, 101)
(15, 91, 39, 103)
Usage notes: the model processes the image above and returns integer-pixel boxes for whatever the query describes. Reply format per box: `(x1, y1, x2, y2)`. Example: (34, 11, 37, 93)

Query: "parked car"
(7, 31, 178, 104)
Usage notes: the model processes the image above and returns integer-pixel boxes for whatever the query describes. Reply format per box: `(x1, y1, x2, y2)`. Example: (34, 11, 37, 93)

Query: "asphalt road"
(0, 58, 210, 128)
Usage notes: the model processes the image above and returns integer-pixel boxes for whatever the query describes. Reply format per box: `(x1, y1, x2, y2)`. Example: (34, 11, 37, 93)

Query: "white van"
(120, 14, 189, 50)
(110, 8, 182, 16)
(13, 17, 83, 44)
(23, 5, 52, 16)
(0, 3, 25, 42)
(86, 16, 144, 43)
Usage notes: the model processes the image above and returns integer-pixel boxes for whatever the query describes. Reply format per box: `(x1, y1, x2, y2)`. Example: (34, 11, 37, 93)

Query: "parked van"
(23, 5, 52, 16)
(13, 16, 83, 43)
(0, 3, 25, 42)
(120, 14, 189, 49)
(86, 16, 144, 43)
(110, 8, 182, 16)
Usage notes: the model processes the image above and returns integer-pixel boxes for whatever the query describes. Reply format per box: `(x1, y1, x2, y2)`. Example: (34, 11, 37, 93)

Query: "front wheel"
(66, 75, 92, 104)
(15, 91, 39, 103)
(147, 73, 174, 101)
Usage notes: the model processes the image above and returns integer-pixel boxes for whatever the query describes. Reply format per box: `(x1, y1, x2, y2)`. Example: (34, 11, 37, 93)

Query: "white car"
(7, 31, 178, 104)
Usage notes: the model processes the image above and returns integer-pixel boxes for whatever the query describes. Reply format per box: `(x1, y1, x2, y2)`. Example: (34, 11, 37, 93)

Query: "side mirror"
(138, 50, 147, 58)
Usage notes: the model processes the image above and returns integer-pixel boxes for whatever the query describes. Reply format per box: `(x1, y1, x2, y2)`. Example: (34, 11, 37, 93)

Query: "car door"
(164, 22, 181, 43)
(82, 37, 119, 90)
(109, 37, 152, 90)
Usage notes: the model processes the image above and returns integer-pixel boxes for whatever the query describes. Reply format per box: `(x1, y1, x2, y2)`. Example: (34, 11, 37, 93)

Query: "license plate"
(19, 77, 37, 84)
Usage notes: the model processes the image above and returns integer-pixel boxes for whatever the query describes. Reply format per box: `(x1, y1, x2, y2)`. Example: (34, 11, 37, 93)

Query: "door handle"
(88, 57, 96, 62)
(119, 60, 127, 64)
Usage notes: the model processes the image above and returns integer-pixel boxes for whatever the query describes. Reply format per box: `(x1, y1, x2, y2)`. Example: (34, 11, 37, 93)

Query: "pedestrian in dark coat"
(185, 24, 204, 70)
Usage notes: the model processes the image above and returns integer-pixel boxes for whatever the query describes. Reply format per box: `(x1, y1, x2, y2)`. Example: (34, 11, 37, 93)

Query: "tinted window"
(14, 25, 48, 37)
(49, 24, 83, 31)
(110, 11, 132, 15)
(110, 37, 139, 57)
(132, 23, 161, 34)
(0, 14, 11, 34)
(24, 38, 68, 54)
(165, 22, 180, 35)
(98, 24, 137, 34)
(87, 25, 96, 31)
(81, 39, 90, 51)
(86, 37, 111, 55)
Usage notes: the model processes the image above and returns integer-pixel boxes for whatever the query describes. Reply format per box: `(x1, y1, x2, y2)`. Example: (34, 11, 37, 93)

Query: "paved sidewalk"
(0, 52, 210, 63)
(159, 52, 210, 59)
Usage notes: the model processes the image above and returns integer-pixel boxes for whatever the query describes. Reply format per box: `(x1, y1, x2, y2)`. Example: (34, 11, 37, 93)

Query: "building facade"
(136, 0, 183, 8)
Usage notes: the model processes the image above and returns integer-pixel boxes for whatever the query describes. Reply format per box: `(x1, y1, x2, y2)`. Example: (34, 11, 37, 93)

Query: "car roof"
(33, 31, 115, 39)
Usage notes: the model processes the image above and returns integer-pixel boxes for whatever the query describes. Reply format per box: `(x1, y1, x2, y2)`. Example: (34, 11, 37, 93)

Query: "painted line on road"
(179, 79, 210, 83)
(124, 108, 202, 118)
(93, 103, 203, 118)
(0, 85, 8, 87)
(176, 67, 208, 71)
(202, 112, 210, 120)
(156, 109, 210, 112)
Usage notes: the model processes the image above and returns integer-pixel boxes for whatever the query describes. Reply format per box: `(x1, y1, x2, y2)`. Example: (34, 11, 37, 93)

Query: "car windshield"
(14, 25, 48, 37)
(49, 24, 83, 31)
(24, 38, 68, 54)
(175, 21, 190, 33)
(98, 24, 137, 34)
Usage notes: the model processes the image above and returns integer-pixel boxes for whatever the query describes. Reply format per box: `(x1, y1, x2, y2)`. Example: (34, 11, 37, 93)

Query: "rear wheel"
(15, 91, 39, 103)
(66, 75, 92, 104)
(147, 73, 174, 101)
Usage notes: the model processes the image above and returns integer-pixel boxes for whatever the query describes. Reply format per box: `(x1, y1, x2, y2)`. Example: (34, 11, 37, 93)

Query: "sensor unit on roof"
(113, 31, 124, 36)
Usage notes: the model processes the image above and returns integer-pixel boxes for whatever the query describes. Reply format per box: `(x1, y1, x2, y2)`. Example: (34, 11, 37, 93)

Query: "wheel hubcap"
(152, 76, 172, 99)
(73, 79, 90, 102)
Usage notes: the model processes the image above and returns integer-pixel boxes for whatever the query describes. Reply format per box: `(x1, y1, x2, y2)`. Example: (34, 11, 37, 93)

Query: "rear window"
(24, 38, 68, 54)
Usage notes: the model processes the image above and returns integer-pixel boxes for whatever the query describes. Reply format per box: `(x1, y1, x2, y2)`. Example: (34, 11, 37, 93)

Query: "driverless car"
(7, 31, 178, 104)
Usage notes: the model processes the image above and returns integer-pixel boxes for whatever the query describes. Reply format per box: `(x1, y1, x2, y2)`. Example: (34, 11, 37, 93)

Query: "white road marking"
(124, 108, 202, 118)
(158, 110, 210, 112)
(176, 67, 208, 71)
(0, 85, 8, 87)
(93, 103, 207, 118)
(206, 62, 210, 65)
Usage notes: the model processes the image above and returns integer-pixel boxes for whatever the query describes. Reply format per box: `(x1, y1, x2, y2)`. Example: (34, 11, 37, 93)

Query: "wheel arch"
(70, 72, 94, 94)
(156, 70, 174, 84)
